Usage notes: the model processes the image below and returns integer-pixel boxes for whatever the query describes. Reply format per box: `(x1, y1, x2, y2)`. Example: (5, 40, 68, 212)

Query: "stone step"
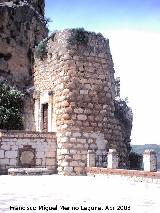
(8, 168, 54, 176)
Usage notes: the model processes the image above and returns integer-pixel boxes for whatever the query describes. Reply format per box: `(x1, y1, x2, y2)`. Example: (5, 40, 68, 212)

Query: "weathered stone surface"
(8, 167, 53, 176)
(34, 30, 132, 174)
(5, 151, 17, 158)
(0, 3, 132, 176)
(20, 151, 34, 165)
(143, 149, 157, 172)
(0, 150, 5, 158)
(0, 131, 57, 173)
(0, 0, 48, 131)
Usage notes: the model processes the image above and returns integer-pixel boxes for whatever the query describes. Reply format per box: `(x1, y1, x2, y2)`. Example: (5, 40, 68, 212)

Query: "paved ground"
(0, 175, 160, 213)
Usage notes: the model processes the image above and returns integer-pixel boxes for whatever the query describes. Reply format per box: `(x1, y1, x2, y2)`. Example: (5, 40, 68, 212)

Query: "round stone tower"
(34, 29, 132, 175)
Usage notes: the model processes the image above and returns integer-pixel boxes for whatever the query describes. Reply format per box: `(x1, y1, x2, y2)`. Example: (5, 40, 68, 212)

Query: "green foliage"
(129, 152, 143, 170)
(115, 77, 120, 97)
(35, 40, 48, 60)
(44, 17, 52, 25)
(0, 82, 24, 130)
(68, 28, 88, 46)
(114, 98, 133, 126)
(35, 30, 58, 60)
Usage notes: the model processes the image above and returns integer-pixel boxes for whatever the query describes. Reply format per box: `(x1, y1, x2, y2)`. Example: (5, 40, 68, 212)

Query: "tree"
(129, 152, 143, 170)
(0, 82, 24, 130)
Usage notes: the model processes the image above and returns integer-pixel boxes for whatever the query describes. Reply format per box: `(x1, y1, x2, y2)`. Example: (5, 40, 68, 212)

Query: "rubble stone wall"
(0, 130, 57, 174)
(34, 29, 131, 175)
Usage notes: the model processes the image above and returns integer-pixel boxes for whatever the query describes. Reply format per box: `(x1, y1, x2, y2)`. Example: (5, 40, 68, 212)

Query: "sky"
(45, 0, 160, 145)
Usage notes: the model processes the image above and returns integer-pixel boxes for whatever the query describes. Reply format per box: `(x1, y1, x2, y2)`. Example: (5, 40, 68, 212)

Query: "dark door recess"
(42, 103, 48, 132)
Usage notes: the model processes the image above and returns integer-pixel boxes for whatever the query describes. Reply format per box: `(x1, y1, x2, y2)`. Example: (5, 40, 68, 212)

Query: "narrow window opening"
(42, 103, 48, 132)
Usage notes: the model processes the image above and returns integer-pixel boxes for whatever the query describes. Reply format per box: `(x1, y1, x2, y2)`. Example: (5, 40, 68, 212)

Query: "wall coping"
(86, 167, 160, 179)
(0, 130, 57, 139)
(8, 168, 54, 175)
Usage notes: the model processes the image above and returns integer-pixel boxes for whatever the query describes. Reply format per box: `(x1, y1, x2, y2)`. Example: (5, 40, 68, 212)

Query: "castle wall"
(0, 130, 57, 174)
(33, 29, 130, 175)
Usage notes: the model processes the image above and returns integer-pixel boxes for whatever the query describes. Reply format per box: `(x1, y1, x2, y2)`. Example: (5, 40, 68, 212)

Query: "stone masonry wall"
(34, 29, 131, 175)
(0, 130, 57, 174)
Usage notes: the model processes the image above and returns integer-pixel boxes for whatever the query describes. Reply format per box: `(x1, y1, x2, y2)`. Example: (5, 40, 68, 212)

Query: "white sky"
(103, 30, 160, 145)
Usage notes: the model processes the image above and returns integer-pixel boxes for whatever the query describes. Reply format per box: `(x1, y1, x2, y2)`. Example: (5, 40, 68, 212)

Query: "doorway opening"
(42, 103, 48, 132)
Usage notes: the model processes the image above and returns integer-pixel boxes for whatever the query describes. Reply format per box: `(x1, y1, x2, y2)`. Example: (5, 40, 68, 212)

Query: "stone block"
(36, 158, 42, 166)
(61, 149, 70, 154)
(1, 144, 10, 150)
(73, 154, 81, 160)
(61, 137, 69, 143)
(77, 114, 87, 121)
(74, 167, 84, 174)
(70, 149, 77, 154)
(70, 161, 79, 167)
(63, 166, 73, 172)
(81, 154, 87, 161)
(74, 108, 84, 114)
(77, 138, 86, 143)
(80, 90, 88, 95)
(61, 161, 69, 167)
(41, 158, 46, 166)
(90, 144, 97, 149)
(88, 139, 94, 144)
(70, 138, 77, 143)
(9, 158, 17, 165)
(83, 121, 90, 126)
(36, 151, 45, 158)
(47, 151, 56, 158)
(72, 132, 81, 137)
(0, 150, 5, 158)
(0, 158, 9, 164)
(11, 145, 18, 151)
(84, 109, 92, 114)
(78, 162, 86, 167)
(5, 151, 17, 158)
(65, 132, 72, 136)
(76, 144, 83, 148)
(84, 144, 89, 149)
(46, 158, 55, 166)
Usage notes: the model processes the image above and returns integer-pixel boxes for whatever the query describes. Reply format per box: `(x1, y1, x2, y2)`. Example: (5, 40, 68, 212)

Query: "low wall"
(86, 167, 160, 183)
(0, 130, 57, 174)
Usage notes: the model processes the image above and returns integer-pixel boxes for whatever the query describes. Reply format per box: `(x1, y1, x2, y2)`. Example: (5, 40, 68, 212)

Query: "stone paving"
(0, 175, 160, 213)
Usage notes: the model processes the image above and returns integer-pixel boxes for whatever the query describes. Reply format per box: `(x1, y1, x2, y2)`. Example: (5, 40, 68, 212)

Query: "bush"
(67, 28, 88, 46)
(0, 82, 24, 130)
(129, 152, 143, 170)
(114, 98, 133, 126)
(35, 40, 48, 60)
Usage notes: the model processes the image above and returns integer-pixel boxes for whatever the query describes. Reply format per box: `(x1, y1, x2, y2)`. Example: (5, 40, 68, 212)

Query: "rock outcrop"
(0, 0, 47, 87)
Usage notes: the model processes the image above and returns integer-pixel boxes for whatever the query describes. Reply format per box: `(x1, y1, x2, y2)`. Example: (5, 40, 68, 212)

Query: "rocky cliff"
(0, 0, 47, 87)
